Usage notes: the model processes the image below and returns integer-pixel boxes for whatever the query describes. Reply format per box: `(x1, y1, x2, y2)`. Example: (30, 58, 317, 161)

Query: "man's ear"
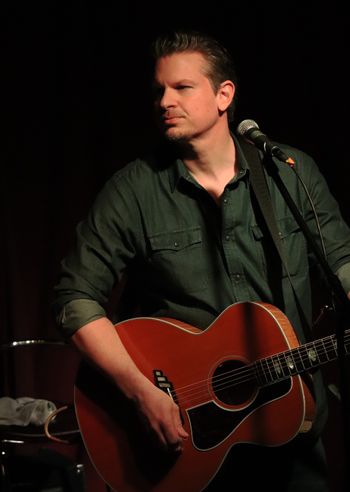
(217, 80, 235, 112)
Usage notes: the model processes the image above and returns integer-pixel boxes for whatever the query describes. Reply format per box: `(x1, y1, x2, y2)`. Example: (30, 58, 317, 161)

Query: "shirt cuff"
(56, 299, 106, 338)
(336, 262, 350, 295)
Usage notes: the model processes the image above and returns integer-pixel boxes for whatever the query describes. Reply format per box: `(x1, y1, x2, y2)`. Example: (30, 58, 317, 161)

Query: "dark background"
(3, 2, 349, 341)
(2, 2, 349, 491)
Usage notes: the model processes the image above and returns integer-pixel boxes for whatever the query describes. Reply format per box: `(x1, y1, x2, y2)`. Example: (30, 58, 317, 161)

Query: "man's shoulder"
(272, 141, 319, 177)
(276, 141, 313, 162)
(110, 148, 175, 185)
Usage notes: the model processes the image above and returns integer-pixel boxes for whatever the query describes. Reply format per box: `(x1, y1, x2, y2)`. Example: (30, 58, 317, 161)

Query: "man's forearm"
(71, 316, 151, 400)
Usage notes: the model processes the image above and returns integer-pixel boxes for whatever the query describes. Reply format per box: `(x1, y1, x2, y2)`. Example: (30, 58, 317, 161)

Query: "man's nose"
(159, 88, 176, 109)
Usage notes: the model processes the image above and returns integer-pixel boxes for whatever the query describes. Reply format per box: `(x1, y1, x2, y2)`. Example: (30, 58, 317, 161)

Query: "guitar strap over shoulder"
(238, 137, 289, 269)
(238, 136, 315, 342)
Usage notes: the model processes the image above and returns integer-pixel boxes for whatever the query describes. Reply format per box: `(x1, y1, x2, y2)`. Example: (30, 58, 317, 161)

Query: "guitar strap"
(238, 136, 315, 342)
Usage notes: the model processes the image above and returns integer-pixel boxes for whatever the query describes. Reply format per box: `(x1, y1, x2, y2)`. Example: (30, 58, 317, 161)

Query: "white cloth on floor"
(0, 396, 57, 426)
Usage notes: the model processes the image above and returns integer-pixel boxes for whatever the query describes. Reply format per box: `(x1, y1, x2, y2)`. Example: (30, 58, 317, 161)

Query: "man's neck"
(181, 128, 237, 203)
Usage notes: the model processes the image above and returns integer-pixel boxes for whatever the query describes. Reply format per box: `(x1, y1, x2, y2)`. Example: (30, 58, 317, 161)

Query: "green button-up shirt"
(53, 137, 350, 343)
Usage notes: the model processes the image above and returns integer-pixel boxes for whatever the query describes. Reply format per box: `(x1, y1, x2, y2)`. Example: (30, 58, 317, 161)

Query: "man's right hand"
(133, 378, 189, 453)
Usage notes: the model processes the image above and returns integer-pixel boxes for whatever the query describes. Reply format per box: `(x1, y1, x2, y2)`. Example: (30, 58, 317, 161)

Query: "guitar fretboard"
(255, 329, 350, 386)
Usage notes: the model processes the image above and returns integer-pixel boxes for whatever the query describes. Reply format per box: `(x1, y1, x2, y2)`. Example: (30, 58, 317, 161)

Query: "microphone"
(236, 119, 295, 166)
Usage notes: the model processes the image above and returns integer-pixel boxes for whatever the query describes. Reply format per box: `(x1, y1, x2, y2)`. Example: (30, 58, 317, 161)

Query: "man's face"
(153, 51, 224, 143)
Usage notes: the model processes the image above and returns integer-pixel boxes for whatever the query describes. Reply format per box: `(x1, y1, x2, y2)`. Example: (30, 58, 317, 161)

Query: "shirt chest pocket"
(251, 217, 308, 277)
(147, 227, 208, 294)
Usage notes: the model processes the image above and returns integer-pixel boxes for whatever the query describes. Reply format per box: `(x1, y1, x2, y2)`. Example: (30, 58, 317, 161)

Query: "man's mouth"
(163, 115, 183, 126)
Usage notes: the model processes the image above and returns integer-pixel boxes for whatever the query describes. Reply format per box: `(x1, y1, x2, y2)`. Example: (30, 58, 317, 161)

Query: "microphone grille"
(236, 119, 259, 136)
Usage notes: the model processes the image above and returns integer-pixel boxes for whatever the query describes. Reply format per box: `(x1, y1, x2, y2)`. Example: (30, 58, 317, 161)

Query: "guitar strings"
(169, 341, 349, 408)
(164, 332, 350, 408)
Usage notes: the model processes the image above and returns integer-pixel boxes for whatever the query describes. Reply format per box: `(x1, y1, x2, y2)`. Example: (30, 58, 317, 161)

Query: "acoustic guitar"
(74, 301, 349, 492)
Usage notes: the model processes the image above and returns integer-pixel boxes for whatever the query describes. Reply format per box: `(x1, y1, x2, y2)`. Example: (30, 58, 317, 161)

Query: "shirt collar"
(167, 133, 250, 193)
(168, 158, 195, 192)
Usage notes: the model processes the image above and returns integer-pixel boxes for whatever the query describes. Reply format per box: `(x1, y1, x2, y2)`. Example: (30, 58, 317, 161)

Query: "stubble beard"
(163, 125, 192, 144)
(164, 128, 185, 142)
(162, 128, 196, 158)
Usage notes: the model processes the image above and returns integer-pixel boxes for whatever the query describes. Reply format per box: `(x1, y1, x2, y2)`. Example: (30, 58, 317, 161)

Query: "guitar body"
(74, 301, 315, 492)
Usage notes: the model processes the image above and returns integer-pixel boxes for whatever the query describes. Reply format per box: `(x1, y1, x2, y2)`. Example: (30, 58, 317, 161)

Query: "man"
(53, 30, 350, 491)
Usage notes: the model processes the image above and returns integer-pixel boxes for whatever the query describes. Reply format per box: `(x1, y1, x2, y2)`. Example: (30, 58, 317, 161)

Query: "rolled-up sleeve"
(55, 299, 107, 338)
(53, 165, 142, 337)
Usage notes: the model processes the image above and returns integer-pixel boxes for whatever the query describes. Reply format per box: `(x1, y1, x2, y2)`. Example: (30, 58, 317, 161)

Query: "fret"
(282, 352, 297, 376)
(277, 353, 289, 378)
(333, 334, 349, 358)
(329, 335, 338, 359)
(291, 346, 306, 372)
(305, 342, 320, 369)
(271, 354, 284, 380)
(318, 338, 331, 363)
(262, 357, 273, 383)
(328, 331, 350, 358)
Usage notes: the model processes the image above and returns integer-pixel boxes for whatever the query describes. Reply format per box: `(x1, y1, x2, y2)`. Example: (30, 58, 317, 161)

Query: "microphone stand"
(263, 154, 350, 486)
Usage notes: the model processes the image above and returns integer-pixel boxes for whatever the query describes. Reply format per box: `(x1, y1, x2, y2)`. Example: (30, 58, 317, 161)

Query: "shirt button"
(174, 242, 179, 247)
(235, 274, 241, 280)
(223, 198, 228, 204)
(225, 235, 230, 241)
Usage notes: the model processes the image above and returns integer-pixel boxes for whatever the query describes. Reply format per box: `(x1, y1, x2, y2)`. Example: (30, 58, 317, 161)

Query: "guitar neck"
(256, 329, 350, 386)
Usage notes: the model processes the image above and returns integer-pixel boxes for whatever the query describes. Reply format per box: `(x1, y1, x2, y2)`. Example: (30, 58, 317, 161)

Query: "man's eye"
(177, 85, 191, 90)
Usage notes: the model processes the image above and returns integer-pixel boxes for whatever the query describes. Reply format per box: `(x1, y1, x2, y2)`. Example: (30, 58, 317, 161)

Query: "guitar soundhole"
(212, 360, 256, 406)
